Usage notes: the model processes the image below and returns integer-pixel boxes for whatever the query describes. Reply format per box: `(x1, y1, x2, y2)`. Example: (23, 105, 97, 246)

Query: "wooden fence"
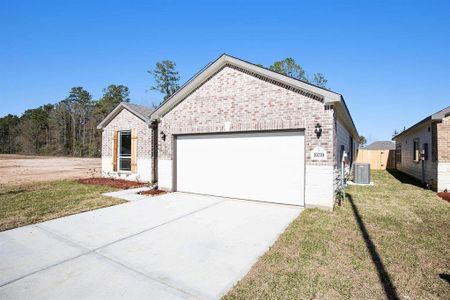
(355, 149, 395, 170)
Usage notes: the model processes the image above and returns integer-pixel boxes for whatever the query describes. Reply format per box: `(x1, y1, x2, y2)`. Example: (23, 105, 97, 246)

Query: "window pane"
(413, 140, 419, 161)
(120, 132, 131, 155)
(423, 143, 429, 160)
(120, 158, 131, 171)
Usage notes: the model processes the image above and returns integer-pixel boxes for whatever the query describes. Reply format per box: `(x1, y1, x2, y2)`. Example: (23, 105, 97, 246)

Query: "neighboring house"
(356, 141, 396, 169)
(364, 141, 396, 151)
(392, 106, 450, 191)
(98, 54, 360, 210)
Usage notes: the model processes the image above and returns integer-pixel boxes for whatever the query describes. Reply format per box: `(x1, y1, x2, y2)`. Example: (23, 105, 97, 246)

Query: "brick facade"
(158, 66, 336, 166)
(394, 113, 450, 191)
(99, 61, 360, 209)
(102, 109, 152, 159)
(437, 114, 450, 163)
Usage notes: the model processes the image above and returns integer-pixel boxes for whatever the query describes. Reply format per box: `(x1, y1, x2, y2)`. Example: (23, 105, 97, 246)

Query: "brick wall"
(102, 109, 152, 159)
(158, 66, 335, 165)
(437, 115, 450, 191)
(395, 122, 437, 188)
(437, 115, 450, 163)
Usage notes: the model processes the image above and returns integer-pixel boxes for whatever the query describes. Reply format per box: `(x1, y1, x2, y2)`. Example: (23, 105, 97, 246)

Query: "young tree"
(359, 136, 367, 146)
(98, 85, 130, 109)
(148, 60, 180, 102)
(312, 73, 328, 88)
(269, 58, 308, 82)
(392, 129, 399, 137)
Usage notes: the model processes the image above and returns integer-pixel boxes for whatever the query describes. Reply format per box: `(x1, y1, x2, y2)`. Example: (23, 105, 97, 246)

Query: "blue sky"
(1, 0, 449, 142)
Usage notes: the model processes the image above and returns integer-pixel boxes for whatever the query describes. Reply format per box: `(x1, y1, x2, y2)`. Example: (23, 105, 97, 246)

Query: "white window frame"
(118, 130, 132, 172)
(413, 138, 420, 163)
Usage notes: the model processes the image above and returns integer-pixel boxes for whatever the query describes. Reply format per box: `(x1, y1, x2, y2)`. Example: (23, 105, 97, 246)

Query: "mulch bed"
(137, 189, 167, 196)
(437, 192, 450, 203)
(78, 178, 148, 189)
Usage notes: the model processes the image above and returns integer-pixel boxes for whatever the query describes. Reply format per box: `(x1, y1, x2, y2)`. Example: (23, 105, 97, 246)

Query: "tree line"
(0, 85, 130, 157)
(0, 57, 329, 157)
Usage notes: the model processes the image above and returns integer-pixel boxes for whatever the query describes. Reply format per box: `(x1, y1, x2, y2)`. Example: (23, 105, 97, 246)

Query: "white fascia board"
(150, 56, 227, 120)
(97, 102, 151, 129)
(150, 54, 343, 120)
(223, 56, 342, 103)
(148, 54, 359, 140)
(334, 100, 360, 141)
(97, 103, 127, 129)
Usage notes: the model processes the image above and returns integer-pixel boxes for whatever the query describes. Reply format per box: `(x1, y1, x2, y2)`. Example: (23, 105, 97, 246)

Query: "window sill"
(112, 171, 136, 174)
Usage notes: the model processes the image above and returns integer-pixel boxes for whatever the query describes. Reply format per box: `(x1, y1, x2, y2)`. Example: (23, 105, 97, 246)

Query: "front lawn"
(0, 180, 126, 231)
(225, 170, 450, 299)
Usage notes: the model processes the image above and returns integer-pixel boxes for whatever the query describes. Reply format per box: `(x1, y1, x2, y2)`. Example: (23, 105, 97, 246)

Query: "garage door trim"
(172, 129, 306, 206)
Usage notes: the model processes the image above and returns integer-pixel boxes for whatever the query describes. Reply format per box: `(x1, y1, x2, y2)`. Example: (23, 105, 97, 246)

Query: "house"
(97, 54, 360, 210)
(356, 141, 395, 169)
(364, 141, 395, 151)
(392, 106, 450, 191)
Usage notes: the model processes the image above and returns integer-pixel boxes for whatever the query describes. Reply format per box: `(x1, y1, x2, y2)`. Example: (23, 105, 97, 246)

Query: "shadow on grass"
(439, 273, 450, 285)
(0, 189, 27, 197)
(387, 169, 425, 189)
(346, 193, 400, 300)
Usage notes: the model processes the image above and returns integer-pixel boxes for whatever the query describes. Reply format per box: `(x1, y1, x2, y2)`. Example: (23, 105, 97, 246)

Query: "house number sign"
(311, 146, 327, 161)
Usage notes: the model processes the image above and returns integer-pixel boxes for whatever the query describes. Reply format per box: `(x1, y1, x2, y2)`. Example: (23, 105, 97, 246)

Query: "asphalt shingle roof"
(364, 141, 396, 150)
(124, 103, 154, 121)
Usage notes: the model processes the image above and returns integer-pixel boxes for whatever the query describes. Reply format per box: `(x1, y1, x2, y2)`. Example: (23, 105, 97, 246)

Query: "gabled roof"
(97, 102, 154, 129)
(364, 141, 396, 150)
(150, 54, 360, 141)
(392, 105, 450, 140)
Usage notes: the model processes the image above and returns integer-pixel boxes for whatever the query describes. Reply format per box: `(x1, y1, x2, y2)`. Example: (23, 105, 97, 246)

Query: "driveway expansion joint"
(0, 198, 227, 292)
(91, 198, 228, 252)
(97, 253, 202, 299)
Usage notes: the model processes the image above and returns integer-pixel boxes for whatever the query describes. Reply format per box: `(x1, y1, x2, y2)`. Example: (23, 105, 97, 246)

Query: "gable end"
(226, 64, 324, 102)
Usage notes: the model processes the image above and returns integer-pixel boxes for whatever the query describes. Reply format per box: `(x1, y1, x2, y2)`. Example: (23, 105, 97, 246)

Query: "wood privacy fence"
(355, 149, 395, 170)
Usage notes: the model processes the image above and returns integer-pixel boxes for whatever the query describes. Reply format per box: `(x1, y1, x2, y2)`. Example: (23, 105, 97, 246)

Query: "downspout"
(150, 120, 159, 187)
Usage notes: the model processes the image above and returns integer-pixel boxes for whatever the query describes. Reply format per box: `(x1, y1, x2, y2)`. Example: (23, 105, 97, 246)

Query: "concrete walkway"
(0, 193, 302, 300)
(102, 186, 152, 201)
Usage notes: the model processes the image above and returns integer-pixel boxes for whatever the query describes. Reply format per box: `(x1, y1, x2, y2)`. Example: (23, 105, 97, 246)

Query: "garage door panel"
(176, 131, 304, 205)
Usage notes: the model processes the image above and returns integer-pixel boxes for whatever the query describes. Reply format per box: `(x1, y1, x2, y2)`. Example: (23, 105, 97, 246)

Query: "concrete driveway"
(0, 192, 301, 299)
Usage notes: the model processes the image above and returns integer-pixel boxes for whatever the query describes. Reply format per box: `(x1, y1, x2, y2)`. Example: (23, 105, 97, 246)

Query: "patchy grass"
(225, 170, 450, 299)
(0, 180, 126, 231)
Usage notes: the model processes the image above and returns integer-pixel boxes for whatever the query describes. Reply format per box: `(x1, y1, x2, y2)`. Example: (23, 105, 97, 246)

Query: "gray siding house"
(393, 106, 450, 191)
(98, 54, 360, 210)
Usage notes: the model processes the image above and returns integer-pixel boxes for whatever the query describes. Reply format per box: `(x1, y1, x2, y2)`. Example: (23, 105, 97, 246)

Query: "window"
(119, 131, 131, 171)
(349, 136, 354, 165)
(423, 143, 429, 161)
(396, 143, 402, 164)
(413, 139, 420, 162)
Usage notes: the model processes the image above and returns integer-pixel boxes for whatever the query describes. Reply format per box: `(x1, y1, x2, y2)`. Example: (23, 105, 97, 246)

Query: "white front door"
(175, 131, 305, 205)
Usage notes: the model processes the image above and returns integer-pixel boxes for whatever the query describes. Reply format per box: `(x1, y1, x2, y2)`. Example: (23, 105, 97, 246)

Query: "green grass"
(0, 180, 126, 231)
(225, 170, 450, 299)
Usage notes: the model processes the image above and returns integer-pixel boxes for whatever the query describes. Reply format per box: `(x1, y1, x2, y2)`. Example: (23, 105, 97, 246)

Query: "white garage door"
(175, 131, 305, 206)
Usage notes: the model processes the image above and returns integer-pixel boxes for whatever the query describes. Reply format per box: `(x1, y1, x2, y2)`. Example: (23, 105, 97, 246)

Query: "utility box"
(353, 163, 371, 184)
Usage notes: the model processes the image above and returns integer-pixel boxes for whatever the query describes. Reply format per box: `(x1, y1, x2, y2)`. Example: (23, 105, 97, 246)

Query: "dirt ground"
(0, 154, 101, 186)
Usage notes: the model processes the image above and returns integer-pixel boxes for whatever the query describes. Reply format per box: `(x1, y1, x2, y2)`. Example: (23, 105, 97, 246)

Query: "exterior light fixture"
(315, 123, 322, 138)
(160, 131, 166, 141)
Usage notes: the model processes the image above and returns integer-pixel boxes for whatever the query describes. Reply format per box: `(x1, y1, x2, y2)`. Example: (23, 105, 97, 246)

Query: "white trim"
(97, 102, 152, 129)
(149, 54, 359, 141)
(118, 130, 132, 172)
(151, 55, 340, 120)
